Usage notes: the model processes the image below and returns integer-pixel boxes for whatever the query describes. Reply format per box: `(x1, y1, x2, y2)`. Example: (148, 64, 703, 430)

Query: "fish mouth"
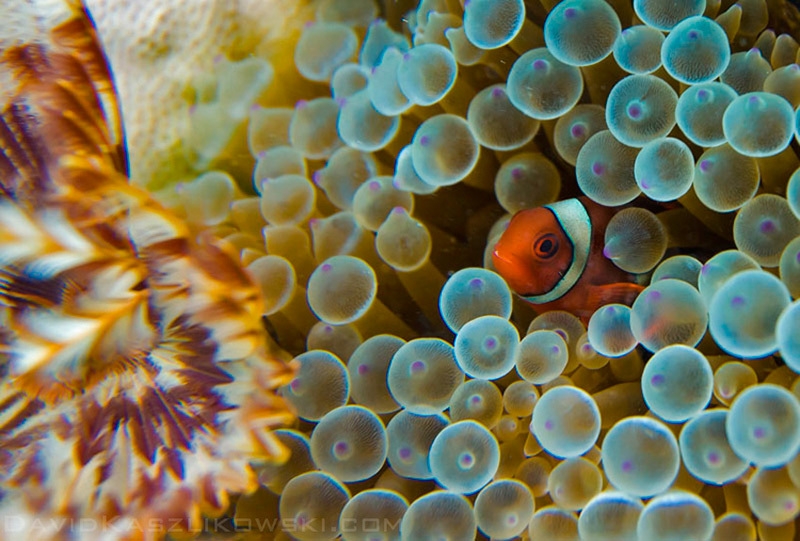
(491, 249, 529, 293)
(492, 249, 510, 263)
(492, 248, 555, 299)
(491, 248, 519, 271)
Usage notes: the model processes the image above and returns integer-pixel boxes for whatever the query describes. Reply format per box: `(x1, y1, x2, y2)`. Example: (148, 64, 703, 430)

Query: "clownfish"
(492, 197, 644, 321)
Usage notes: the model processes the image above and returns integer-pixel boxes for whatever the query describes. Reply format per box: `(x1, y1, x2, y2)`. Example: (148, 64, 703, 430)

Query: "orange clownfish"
(492, 197, 645, 321)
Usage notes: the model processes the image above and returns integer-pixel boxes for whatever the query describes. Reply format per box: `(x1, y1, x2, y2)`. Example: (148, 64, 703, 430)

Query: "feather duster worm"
(0, 1, 294, 539)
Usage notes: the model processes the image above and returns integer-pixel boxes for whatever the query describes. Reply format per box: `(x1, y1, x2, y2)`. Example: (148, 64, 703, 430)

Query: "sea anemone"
(5, 0, 800, 540)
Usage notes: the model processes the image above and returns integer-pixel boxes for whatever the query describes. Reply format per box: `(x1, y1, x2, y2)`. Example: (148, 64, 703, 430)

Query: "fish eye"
(533, 233, 560, 260)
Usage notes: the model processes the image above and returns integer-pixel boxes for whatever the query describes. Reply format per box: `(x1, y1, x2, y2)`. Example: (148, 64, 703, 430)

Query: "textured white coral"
(84, 0, 310, 190)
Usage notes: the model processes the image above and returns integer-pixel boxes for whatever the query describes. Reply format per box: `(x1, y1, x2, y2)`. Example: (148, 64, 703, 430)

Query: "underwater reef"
(3, 0, 800, 539)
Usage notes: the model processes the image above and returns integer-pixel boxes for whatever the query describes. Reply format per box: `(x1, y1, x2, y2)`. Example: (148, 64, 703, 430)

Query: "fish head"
(492, 205, 575, 298)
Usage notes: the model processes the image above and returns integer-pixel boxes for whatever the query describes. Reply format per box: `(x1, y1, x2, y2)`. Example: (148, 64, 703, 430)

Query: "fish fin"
(586, 282, 645, 311)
